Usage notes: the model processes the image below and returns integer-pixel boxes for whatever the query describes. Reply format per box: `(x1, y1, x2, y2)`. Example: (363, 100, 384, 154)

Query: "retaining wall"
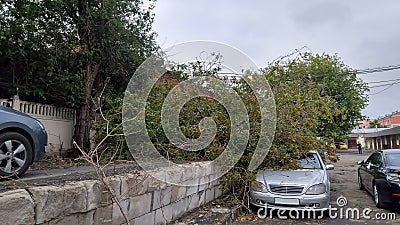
(0, 162, 224, 225)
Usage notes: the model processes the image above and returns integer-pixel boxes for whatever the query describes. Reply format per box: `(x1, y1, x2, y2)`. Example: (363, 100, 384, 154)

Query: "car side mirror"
(326, 165, 334, 170)
(357, 160, 364, 165)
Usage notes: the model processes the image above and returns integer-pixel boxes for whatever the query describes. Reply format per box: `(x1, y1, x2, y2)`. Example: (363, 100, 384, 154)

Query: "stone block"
(108, 176, 122, 198)
(198, 175, 209, 192)
(48, 210, 95, 225)
(83, 180, 103, 210)
(210, 176, 220, 187)
(180, 165, 195, 181)
(94, 205, 113, 225)
(133, 211, 155, 225)
(154, 205, 172, 225)
(214, 186, 223, 199)
(185, 181, 198, 197)
(187, 193, 201, 211)
(194, 163, 206, 179)
(29, 183, 87, 224)
(147, 176, 165, 192)
(171, 185, 186, 203)
(120, 173, 149, 198)
(164, 168, 185, 185)
(171, 198, 188, 220)
(112, 199, 130, 225)
(63, 182, 88, 212)
(205, 188, 215, 204)
(152, 186, 172, 210)
(198, 190, 206, 205)
(129, 192, 152, 218)
(0, 189, 35, 225)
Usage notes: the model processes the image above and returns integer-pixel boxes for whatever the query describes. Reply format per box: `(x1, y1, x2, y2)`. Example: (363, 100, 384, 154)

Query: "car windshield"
(387, 153, 400, 166)
(297, 153, 322, 169)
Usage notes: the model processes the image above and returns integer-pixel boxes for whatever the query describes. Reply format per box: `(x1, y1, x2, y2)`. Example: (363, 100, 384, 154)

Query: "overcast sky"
(152, 0, 400, 119)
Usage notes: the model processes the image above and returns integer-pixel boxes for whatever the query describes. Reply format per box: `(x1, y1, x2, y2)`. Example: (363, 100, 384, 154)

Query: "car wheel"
(0, 132, 33, 177)
(373, 183, 388, 209)
(358, 172, 365, 190)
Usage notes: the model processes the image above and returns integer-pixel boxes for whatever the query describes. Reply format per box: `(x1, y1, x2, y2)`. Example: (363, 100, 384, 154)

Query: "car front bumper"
(379, 181, 400, 205)
(33, 128, 47, 161)
(250, 190, 331, 209)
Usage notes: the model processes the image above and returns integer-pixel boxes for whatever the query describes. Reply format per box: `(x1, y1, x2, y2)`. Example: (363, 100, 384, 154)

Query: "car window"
(297, 153, 322, 169)
(366, 153, 378, 164)
(375, 153, 383, 166)
(386, 153, 400, 166)
(366, 153, 382, 166)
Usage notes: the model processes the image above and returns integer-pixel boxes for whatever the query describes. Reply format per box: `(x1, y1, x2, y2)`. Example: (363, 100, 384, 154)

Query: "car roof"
(380, 149, 400, 155)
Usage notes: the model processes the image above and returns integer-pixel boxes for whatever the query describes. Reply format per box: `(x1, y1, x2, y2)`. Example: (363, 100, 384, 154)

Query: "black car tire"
(0, 132, 33, 177)
(373, 183, 389, 209)
(358, 172, 365, 190)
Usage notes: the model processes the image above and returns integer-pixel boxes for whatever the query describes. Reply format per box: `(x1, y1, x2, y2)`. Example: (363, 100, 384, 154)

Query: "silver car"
(250, 150, 334, 210)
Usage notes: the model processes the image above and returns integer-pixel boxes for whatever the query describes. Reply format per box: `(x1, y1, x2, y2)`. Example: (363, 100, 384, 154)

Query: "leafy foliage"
(93, 52, 366, 197)
(0, 0, 157, 107)
(368, 119, 386, 128)
(0, 0, 158, 149)
(302, 53, 369, 140)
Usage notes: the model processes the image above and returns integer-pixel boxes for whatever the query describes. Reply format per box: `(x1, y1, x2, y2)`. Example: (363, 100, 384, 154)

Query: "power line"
(216, 64, 400, 78)
(357, 64, 400, 74)
(369, 80, 400, 89)
(367, 78, 400, 84)
(369, 84, 399, 95)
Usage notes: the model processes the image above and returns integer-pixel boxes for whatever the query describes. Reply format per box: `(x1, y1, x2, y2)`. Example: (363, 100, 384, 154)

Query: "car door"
(361, 153, 379, 193)
(369, 153, 384, 188)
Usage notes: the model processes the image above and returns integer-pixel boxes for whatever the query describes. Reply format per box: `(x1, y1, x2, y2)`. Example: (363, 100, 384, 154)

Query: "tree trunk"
(73, 63, 99, 150)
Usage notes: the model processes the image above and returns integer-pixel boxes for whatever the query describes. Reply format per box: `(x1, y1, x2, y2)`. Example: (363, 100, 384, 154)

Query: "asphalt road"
(0, 162, 140, 193)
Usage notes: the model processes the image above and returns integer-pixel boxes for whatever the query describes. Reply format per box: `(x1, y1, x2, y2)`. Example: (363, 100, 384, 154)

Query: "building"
(378, 111, 400, 128)
(347, 127, 389, 149)
(364, 126, 400, 150)
(358, 119, 370, 129)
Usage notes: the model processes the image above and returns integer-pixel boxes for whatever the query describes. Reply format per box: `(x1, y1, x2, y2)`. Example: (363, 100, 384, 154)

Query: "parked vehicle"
(334, 141, 348, 150)
(357, 149, 400, 208)
(250, 150, 334, 210)
(0, 105, 47, 177)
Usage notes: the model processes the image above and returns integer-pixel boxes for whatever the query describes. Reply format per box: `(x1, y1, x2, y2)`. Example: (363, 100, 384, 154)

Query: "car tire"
(358, 172, 365, 190)
(0, 132, 33, 178)
(374, 183, 388, 209)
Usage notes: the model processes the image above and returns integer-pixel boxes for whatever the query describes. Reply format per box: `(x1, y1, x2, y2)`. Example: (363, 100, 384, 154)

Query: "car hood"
(260, 169, 325, 187)
(386, 166, 400, 173)
(0, 105, 36, 119)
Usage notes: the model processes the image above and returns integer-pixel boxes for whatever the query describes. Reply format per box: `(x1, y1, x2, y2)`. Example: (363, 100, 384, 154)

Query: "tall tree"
(272, 52, 369, 140)
(0, 0, 158, 149)
(64, 0, 158, 149)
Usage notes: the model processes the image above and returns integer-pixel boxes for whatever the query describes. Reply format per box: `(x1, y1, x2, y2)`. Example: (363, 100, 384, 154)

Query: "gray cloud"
(153, 0, 400, 119)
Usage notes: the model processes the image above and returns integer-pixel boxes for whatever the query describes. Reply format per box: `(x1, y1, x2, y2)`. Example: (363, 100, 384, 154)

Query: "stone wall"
(0, 162, 224, 225)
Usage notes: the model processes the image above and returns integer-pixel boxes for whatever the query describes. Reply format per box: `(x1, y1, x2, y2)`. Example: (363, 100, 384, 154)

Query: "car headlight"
(251, 181, 268, 193)
(305, 183, 327, 195)
(386, 173, 400, 182)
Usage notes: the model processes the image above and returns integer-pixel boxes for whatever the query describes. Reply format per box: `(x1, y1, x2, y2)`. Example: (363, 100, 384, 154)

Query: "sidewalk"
(171, 195, 243, 225)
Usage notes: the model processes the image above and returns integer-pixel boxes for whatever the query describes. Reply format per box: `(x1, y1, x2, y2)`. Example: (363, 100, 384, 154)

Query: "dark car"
(357, 149, 400, 208)
(0, 105, 47, 177)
